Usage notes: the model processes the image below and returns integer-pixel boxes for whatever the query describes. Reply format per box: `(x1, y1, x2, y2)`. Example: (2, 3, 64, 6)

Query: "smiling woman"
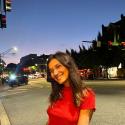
(45, 51, 96, 125)
(48, 58, 70, 87)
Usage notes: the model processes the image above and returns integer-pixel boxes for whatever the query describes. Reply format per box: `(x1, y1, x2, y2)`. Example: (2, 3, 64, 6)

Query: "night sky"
(0, 0, 125, 64)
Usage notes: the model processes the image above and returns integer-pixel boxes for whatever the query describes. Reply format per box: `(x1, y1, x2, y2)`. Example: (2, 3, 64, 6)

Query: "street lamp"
(82, 40, 93, 43)
(0, 47, 18, 85)
(11, 46, 18, 54)
(0, 46, 18, 69)
(82, 40, 93, 48)
(82, 40, 98, 50)
(0, 46, 18, 58)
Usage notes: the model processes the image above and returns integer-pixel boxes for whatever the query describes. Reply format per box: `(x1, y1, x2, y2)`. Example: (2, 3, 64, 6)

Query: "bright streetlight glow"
(0, 46, 18, 65)
(12, 46, 18, 51)
(11, 46, 18, 54)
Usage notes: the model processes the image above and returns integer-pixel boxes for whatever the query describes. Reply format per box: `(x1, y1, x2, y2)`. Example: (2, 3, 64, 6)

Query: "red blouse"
(47, 87, 95, 125)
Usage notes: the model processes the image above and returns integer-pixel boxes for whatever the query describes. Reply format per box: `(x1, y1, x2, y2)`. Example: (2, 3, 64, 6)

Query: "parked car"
(87, 69, 94, 79)
(7, 74, 28, 87)
(78, 69, 94, 80)
(18, 74, 28, 85)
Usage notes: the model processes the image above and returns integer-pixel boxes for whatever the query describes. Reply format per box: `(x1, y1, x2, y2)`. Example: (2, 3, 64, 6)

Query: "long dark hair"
(47, 51, 86, 107)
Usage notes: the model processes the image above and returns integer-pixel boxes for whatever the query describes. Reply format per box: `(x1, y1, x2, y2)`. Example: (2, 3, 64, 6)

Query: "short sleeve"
(80, 89, 96, 111)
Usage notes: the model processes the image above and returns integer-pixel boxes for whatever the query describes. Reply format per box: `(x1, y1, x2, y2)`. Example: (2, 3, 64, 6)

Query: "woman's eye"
(56, 64, 61, 69)
(49, 64, 62, 74)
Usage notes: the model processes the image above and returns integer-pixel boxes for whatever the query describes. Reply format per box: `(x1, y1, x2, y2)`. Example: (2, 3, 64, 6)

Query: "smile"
(55, 74, 63, 81)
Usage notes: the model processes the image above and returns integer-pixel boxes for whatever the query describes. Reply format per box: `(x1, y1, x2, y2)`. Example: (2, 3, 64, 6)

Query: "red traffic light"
(108, 41, 112, 46)
(0, 14, 6, 28)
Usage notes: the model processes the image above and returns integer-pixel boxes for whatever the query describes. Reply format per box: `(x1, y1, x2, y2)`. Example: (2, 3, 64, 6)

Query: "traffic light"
(0, 14, 6, 28)
(108, 40, 112, 50)
(121, 42, 125, 50)
(108, 41, 112, 46)
(3, 0, 12, 12)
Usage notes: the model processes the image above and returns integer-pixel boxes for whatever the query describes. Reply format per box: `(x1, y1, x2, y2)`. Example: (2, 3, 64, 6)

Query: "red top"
(47, 87, 95, 125)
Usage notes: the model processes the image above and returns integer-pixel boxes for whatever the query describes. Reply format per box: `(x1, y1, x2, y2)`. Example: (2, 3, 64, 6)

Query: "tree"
(6, 63, 17, 73)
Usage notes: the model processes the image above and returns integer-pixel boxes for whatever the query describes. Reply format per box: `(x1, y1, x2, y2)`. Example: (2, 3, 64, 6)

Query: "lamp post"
(82, 40, 93, 43)
(0, 46, 18, 58)
(0, 46, 18, 77)
(82, 40, 98, 50)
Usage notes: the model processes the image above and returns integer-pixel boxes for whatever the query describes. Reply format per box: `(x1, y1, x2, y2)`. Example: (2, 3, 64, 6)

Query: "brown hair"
(47, 51, 87, 106)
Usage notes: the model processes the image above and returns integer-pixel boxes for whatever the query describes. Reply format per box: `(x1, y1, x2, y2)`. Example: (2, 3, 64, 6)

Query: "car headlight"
(9, 74, 16, 80)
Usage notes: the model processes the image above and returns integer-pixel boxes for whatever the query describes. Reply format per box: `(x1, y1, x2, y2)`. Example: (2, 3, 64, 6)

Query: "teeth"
(57, 76, 61, 80)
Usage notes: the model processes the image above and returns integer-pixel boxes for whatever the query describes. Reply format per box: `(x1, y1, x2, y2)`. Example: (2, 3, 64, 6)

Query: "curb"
(0, 100, 11, 125)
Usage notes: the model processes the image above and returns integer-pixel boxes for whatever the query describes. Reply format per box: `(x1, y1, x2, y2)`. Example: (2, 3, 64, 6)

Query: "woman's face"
(48, 58, 70, 86)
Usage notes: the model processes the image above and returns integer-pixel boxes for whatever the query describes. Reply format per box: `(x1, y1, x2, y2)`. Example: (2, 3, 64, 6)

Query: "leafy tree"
(6, 63, 17, 73)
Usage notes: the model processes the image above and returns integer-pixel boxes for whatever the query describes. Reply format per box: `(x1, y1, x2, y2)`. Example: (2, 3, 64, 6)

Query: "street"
(86, 80, 125, 125)
(0, 78, 125, 125)
(0, 78, 50, 125)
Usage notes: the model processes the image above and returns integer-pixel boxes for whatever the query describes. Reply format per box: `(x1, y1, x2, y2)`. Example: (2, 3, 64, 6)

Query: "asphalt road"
(0, 79, 125, 125)
(0, 78, 50, 125)
(86, 80, 125, 125)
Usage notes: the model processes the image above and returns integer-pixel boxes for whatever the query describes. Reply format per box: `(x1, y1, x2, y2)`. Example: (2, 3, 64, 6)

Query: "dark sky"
(0, 0, 125, 64)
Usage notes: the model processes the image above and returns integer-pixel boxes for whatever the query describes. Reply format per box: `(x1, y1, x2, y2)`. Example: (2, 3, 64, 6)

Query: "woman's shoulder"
(82, 87, 95, 98)
(87, 88, 95, 96)
(80, 87, 96, 110)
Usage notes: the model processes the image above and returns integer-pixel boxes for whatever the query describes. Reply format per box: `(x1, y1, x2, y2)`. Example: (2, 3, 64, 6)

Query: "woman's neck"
(64, 79, 70, 87)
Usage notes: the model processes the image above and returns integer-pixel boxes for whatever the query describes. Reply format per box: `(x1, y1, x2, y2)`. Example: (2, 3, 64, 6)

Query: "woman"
(46, 51, 96, 125)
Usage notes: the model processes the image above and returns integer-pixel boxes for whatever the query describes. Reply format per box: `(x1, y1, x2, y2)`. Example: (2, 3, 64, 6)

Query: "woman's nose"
(53, 69, 58, 76)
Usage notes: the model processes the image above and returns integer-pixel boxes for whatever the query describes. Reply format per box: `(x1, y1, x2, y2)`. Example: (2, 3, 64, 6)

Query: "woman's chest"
(47, 93, 80, 122)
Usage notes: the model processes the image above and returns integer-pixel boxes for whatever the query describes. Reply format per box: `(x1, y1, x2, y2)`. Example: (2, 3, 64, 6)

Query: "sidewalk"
(0, 100, 11, 125)
(0, 85, 11, 125)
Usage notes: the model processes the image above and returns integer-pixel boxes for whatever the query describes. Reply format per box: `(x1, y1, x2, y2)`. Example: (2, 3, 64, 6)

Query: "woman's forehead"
(48, 58, 61, 67)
